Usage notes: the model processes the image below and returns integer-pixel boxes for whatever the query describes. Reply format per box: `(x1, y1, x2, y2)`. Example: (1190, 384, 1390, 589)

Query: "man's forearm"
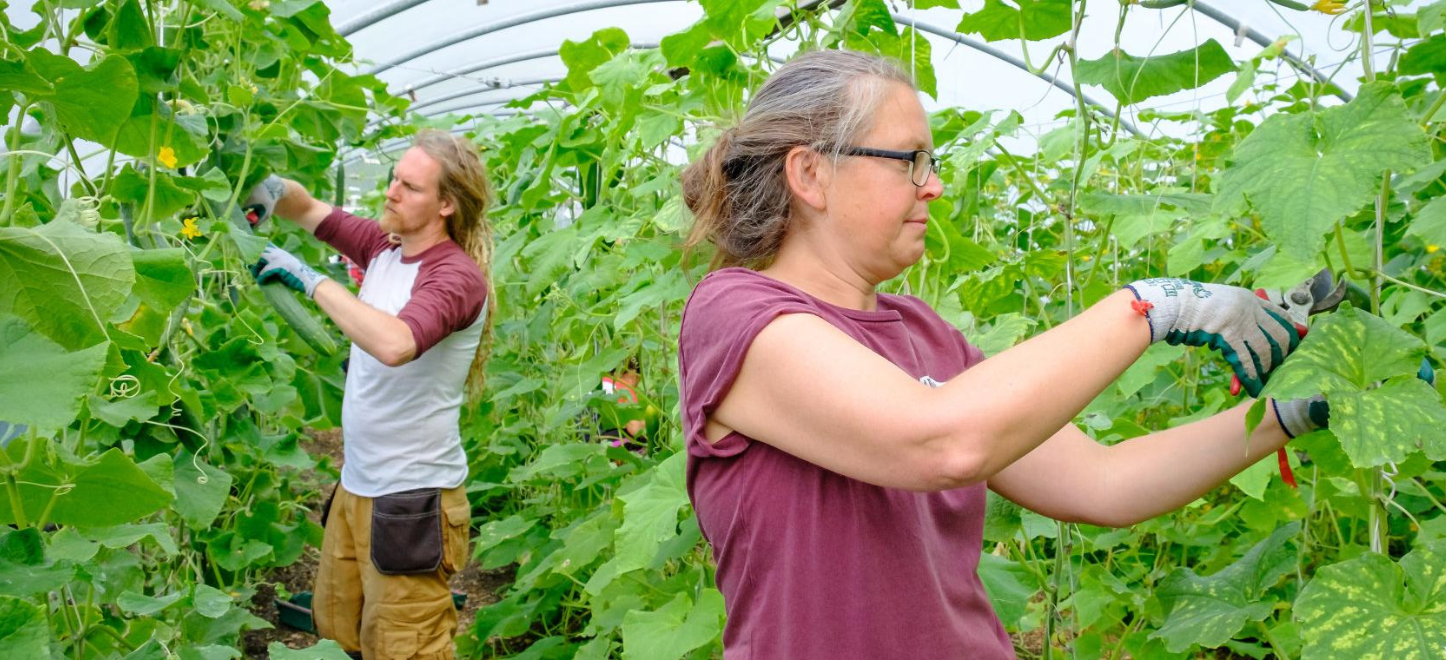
(272, 178, 332, 233)
(312, 279, 417, 367)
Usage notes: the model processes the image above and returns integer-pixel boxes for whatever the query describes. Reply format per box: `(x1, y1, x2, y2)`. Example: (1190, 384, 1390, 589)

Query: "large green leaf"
(1079, 191, 1210, 249)
(0, 316, 108, 432)
(130, 247, 194, 311)
(619, 589, 724, 660)
(0, 596, 49, 659)
(0, 220, 135, 349)
(612, 452, 687, 568)
(1295, 540, 1446, 659)
(0, 57, 52, 96)
(560, 28, 630, 91)
(1151, 523, 1299, 652)
(1408, 196, 1446, 247)
(25, 50, 138, 145)
(979, 552, 1036, 625)
(173, 450, 232, 529)
(847, 26, 938, 98)
(585, 453, 690, 595)
(698, 0, 782, 49)
(116, 590, 185, 617)
(1216, 83, 1432, 260)
(267, 640, 353, 660)
(110, 165, 197, 219)
(1330, 377, 1446, 467)
(0, 449, 174, 528)
(1264, 306, 1427, 399)
(1074, 40, 1236, 106)
(955, 0, 1072, 42)
(0, 528, 74, 598)
(1262, 306, 1443, 467)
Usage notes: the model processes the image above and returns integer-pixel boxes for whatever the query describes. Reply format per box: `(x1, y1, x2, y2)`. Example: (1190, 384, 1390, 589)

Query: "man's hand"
(243, 175, 288, 227)
(1274, 358, 1437, 438)
(1126, 278, 1303, 397)
(250, 244, 329, 298)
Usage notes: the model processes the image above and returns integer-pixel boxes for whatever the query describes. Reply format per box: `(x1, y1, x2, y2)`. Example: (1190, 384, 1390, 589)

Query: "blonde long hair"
(412, 129, 496, 399)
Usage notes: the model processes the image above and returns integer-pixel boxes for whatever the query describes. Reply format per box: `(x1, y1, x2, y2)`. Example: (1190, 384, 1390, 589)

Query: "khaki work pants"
(315, 484, 472, 659)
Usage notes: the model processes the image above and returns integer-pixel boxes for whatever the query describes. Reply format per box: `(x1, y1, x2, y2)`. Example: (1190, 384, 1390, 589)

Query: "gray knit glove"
(1125, 278, 1302, 398)
(242, 174, 287, 227)
(250, 244, 329, 298)
(1271, 396, 1330, 439)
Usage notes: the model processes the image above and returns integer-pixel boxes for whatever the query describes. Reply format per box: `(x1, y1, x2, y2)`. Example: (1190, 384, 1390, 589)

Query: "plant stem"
(1366, 269, 1446, 300)
(0, 437, 26, 529)
(1421, 88, 1446, 127)
(0, 101, 32, 226)
(1257, 618, 1293, 660)
(62, 135, 98, 197)
(1362, 1, 1377, 83)
(1333, 223, 1358, 278)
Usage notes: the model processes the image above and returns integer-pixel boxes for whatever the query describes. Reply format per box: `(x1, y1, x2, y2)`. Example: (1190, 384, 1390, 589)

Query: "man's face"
(380, 147, 451, 235)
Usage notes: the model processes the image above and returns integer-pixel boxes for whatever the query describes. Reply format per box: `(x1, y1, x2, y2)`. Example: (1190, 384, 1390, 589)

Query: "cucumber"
(260, 278, 338, 356)
(209, 198, 338, 356)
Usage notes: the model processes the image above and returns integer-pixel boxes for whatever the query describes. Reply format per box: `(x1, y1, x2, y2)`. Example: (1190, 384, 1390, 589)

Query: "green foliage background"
(4, 0, 1446, 658)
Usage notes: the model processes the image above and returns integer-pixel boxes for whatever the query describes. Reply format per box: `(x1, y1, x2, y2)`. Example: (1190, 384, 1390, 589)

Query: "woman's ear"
(784, 146, 830, 212)
(439, 196, 455, 219)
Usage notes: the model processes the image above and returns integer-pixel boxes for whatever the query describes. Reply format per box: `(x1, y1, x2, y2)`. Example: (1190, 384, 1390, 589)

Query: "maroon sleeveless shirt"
(679, 268, 1015, 659)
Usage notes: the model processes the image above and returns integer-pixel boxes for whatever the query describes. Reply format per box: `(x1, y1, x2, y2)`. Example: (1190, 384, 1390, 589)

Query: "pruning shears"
(1229, 267, 1351, 488)
(1228, 267, 1351, 397)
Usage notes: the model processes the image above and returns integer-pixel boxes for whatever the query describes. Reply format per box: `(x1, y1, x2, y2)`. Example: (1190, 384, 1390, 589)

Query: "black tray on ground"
(276, 591, 468, 633)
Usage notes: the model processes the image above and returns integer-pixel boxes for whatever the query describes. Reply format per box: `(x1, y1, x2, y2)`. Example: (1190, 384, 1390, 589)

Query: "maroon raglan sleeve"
(396, 247, 487, 358)
(678, 269, 820, 459)
(313, 206, 393, 270)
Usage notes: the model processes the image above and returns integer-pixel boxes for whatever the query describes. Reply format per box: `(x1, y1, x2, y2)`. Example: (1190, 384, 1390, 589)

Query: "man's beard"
(379, 208, 401, 234)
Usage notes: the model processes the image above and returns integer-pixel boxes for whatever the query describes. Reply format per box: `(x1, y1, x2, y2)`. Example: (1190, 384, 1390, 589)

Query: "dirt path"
(242, 429, 511, 658)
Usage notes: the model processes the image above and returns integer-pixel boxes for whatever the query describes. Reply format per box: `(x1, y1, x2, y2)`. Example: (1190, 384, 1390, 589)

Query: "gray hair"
(682, 50, 916, 268)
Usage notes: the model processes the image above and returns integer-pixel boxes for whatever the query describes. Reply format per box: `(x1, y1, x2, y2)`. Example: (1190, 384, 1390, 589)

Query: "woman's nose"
(919, 170, 943, 201)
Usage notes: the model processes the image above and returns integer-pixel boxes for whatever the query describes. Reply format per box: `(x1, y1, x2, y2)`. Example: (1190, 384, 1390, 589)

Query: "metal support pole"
(367, 0, 680, 75)
(337, 0, 433, 36)
(1192, 0, 1353, 102)
(893, 15, 1146, 139)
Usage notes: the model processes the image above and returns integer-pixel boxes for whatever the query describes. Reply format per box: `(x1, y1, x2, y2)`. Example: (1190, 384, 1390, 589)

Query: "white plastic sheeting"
(1, 0, 1422, 176)
(329, 0, 1387, 143)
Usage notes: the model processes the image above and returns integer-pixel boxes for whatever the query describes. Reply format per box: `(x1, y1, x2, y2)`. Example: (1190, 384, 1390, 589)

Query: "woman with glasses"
(678, 50, 1313, 658)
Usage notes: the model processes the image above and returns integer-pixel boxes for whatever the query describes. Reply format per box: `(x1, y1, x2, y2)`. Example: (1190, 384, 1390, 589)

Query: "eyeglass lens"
(911, 151, 934, 186)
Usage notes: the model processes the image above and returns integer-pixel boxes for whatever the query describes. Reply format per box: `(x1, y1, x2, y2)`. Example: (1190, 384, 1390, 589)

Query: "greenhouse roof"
(1, 0, 1422, 185)
(326, 0, 1387, 146)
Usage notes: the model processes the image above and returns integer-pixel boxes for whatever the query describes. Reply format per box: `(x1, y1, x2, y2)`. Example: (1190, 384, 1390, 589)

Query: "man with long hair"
(245, 129, 495, 658)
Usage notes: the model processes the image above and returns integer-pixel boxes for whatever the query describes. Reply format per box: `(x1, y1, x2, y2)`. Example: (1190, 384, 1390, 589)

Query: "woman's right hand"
(1126, 278, 1303, 397)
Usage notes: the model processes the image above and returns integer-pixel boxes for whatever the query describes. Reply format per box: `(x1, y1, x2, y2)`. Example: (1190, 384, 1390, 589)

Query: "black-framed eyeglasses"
(842, 146, 938, 186)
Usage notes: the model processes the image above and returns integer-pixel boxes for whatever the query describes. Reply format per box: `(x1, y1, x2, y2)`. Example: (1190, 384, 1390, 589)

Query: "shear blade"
(1306, 268, 1348, 314)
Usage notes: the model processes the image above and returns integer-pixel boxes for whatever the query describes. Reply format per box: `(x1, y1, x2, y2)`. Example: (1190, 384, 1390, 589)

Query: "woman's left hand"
(1126, 278, 1303, 397)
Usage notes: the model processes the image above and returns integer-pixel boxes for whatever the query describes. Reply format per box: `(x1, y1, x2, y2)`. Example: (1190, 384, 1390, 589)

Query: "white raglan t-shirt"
(314, 207, 488, 497)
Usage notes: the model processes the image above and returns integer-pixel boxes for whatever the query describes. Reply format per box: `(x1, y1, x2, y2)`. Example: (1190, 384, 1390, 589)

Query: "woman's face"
(820, 81, 943, 283)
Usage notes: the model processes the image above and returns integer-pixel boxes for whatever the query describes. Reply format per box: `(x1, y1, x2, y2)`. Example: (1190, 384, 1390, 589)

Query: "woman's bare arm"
(987, 405, 1290, 527)
(709, 289, 1151, 491)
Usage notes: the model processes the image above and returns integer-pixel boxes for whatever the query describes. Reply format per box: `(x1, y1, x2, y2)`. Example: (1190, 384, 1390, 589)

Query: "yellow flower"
(1429, 244, 1440, 254)
(180, 216, 202, 240)
(158, 146, 178, 169)
(1311, 0, 1346, 15)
